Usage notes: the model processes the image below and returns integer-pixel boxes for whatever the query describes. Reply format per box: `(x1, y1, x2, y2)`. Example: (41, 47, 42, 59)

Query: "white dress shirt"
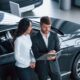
(14, 34, 35, 68)
(40, 31, 50, 47)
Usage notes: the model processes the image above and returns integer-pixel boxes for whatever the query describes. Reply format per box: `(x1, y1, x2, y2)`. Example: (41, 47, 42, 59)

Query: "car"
(0, 0, 43, 12)
(0, 11, 80, 80)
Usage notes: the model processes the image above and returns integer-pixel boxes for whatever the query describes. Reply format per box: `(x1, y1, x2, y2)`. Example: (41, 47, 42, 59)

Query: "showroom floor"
(22, 0, 80, 24)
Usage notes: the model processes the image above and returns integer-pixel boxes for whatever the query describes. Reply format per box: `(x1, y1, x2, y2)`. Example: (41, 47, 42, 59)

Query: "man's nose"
(46, 27, 49, 30)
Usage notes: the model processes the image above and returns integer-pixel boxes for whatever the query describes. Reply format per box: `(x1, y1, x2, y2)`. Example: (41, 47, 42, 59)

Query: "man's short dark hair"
(40, 16, 51, 25)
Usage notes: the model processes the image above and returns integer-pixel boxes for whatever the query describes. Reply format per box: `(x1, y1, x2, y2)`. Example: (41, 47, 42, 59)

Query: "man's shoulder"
(50, 32, 57, 36)
(31, 32, 40, 40)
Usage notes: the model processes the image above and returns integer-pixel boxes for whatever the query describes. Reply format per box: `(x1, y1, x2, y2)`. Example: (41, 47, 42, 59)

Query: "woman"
(13, 18, 36, 80)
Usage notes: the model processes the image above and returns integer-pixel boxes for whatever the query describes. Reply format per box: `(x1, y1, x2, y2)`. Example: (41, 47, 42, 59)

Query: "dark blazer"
(32, 31, 60, 59)
(31, 31, 60, 73)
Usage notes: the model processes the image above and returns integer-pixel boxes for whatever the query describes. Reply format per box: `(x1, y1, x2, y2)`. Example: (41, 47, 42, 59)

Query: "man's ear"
(40, 23, 42, 26)
(40, 23, 42, 27)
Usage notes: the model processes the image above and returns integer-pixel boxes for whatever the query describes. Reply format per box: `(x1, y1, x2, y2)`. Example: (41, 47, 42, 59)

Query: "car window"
(9, 29, 16, 38)
(0, 31, 13, 55)
(0, 31, 7, 42)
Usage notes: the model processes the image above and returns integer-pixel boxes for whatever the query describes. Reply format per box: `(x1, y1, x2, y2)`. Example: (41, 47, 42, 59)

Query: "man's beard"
(41, 30, 49, 34)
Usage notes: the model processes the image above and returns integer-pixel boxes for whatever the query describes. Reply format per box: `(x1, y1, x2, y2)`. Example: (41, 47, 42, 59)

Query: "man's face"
(40, 23, 51, 34)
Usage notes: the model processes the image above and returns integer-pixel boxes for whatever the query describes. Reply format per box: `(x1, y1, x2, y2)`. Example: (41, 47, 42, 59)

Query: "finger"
(32, 65, 35, 68)
(47, 57, 51, 60)
(30, 65, 34, 68)
(51, 56, 56, 59)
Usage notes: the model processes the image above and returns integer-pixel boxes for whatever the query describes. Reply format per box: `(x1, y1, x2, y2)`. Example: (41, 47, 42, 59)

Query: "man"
(32, 16, 62, 80)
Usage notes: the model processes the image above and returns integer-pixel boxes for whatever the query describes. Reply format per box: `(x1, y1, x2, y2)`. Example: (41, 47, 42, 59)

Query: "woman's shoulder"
(14, 35, 23, 43)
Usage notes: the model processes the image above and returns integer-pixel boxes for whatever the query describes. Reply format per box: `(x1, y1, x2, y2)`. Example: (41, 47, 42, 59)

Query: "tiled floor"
(22, 0, 80, 24)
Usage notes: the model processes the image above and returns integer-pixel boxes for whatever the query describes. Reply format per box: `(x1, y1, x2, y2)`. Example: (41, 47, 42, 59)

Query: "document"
(37, 50, 62, 60)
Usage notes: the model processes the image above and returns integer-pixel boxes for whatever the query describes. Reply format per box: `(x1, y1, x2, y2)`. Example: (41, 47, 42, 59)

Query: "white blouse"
(14, 34, 36, 68)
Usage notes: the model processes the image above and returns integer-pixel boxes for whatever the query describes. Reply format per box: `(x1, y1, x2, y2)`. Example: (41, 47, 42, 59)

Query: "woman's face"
(25, 22, 32, 34)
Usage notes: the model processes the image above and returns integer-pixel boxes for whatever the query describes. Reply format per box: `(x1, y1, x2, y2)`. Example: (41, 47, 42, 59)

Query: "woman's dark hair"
(40, 16, 51, 25)
(13, 18, 32, 42)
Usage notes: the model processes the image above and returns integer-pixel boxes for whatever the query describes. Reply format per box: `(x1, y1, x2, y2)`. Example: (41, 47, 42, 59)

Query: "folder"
(37, 50, 62, 60)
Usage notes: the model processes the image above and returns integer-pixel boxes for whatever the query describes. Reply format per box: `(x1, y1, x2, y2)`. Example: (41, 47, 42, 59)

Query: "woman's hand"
(30, 62, 36, 68)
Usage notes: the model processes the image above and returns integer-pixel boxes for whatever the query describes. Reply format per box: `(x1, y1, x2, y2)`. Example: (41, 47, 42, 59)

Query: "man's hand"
(47, 50, 56, 60)
(49, 50, 56, 53)
(30, 62, 36, 68)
